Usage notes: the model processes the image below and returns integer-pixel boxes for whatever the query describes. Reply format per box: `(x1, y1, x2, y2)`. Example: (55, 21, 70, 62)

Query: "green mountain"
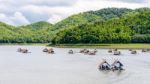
(0, 21, 54, 43)
(0, 8, 150, 43)
(52, 13, 101, 31)
(52, 8, 131, 31)
(0, 22, 16, 43)
(20, 21, 53, 30)
(87, 8, 132, 20)
(52, 8, 150, 44)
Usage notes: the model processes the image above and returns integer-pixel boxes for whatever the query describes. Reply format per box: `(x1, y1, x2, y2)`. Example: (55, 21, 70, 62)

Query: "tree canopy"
(0, 8, 150, 44)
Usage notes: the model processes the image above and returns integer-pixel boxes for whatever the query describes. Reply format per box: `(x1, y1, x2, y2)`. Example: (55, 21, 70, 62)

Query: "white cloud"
(74, 0, 146, 11)
(0, 14, 14, 25)
(108, 0, 147, 3)
(47, 15, 63, 24)
(11, 12, 30, 26)
(0, 12, 30, 26)
(0, 0, 77, 6)
(0, 0, 149, 26)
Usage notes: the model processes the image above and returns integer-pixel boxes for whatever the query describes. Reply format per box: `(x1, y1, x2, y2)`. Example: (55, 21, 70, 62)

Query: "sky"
(0, 0, 149, 26)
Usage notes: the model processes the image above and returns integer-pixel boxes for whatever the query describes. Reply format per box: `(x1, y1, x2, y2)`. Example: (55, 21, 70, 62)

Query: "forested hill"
(20, 21, 53, 31)
(52, 8, 131, 31)
(0, 21, 54, 43)
(52, 8, 150, 44)
(0, 8, 150, 43)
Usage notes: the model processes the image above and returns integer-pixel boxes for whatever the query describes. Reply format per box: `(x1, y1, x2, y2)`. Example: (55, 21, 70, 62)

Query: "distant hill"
(0, 8, 150, 43)
(0, 21, 54, 43)
(87, 8, 132, 20)
(52, 8, 150, 44)
(0, 22, 16, 43)
(52, 8, 131, 31)
(20, 21, 53, 31)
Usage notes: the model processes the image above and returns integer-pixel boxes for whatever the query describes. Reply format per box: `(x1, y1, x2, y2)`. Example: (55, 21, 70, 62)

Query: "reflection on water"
(0, 45, 149, 84)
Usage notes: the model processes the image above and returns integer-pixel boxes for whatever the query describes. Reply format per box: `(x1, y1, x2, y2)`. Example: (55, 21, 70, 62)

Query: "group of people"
(17, 48, 29, 53)
(68, 50, 74, 54)
(108, 49, 121, 55)
(18, 48, 55, 54)
(68, 49, 98, 55)
(108, 48, 150, 55)
(43, 48, 54, 54)
(142, 48, 150, 52)
(79, 49, 97, 55)
(99, 60, 124, 71)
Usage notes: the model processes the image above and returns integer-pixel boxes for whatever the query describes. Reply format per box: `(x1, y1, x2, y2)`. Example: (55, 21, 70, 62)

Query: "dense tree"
(0, 22, 54, 43)
(52, 8, 150, 44)
(88, 8, 132, 20)
(0, 8, 150, 44)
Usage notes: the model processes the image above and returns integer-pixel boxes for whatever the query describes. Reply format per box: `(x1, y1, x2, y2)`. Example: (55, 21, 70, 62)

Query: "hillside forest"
(0, 8, 150, 44)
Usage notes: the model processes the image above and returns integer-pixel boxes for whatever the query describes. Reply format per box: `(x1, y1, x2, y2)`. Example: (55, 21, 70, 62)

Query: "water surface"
(0, 46, 149, 84)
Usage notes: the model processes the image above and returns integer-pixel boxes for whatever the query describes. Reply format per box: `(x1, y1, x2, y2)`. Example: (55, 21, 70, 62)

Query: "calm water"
(0, 45, 150, 84)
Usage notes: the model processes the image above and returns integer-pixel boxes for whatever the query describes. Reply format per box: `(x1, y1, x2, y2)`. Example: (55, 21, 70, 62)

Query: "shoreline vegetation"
(1, 8, 150, 47)
(0, 43, 150, 49)
(50, 44, 150, 49)
(0, 43, 49, 46)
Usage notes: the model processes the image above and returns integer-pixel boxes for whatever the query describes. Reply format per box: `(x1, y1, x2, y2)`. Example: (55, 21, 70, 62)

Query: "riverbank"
(0, 43, 150, 49)
(50, 44, 150, 49)
(0, 43, 49, 46)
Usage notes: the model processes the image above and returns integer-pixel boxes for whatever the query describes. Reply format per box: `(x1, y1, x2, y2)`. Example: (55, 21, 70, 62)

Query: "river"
(0, 45, 149, 84)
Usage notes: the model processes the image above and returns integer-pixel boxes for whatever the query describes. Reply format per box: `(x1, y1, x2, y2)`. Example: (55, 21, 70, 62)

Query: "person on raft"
(99, 60, 111, 70)
(111, 60, 124, 71)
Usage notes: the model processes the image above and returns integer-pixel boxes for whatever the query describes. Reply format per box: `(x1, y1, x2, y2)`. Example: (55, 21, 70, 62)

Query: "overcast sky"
(0, 0, 149, 26)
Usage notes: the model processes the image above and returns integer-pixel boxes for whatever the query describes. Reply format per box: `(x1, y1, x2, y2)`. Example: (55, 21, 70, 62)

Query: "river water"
(0, 45, 149, 84)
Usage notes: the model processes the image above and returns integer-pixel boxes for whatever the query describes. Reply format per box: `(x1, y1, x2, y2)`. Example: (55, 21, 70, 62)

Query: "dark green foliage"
(132, 34, 150, 43)
(20, 21, 53, 31)
(52, 18, 132, 44)
(0, 8, 150, 44)
(52, 13, 102, 31)
(0, 21, 54, 43)
(88, 8, 132, 20)
(52, 8, 150, 44)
